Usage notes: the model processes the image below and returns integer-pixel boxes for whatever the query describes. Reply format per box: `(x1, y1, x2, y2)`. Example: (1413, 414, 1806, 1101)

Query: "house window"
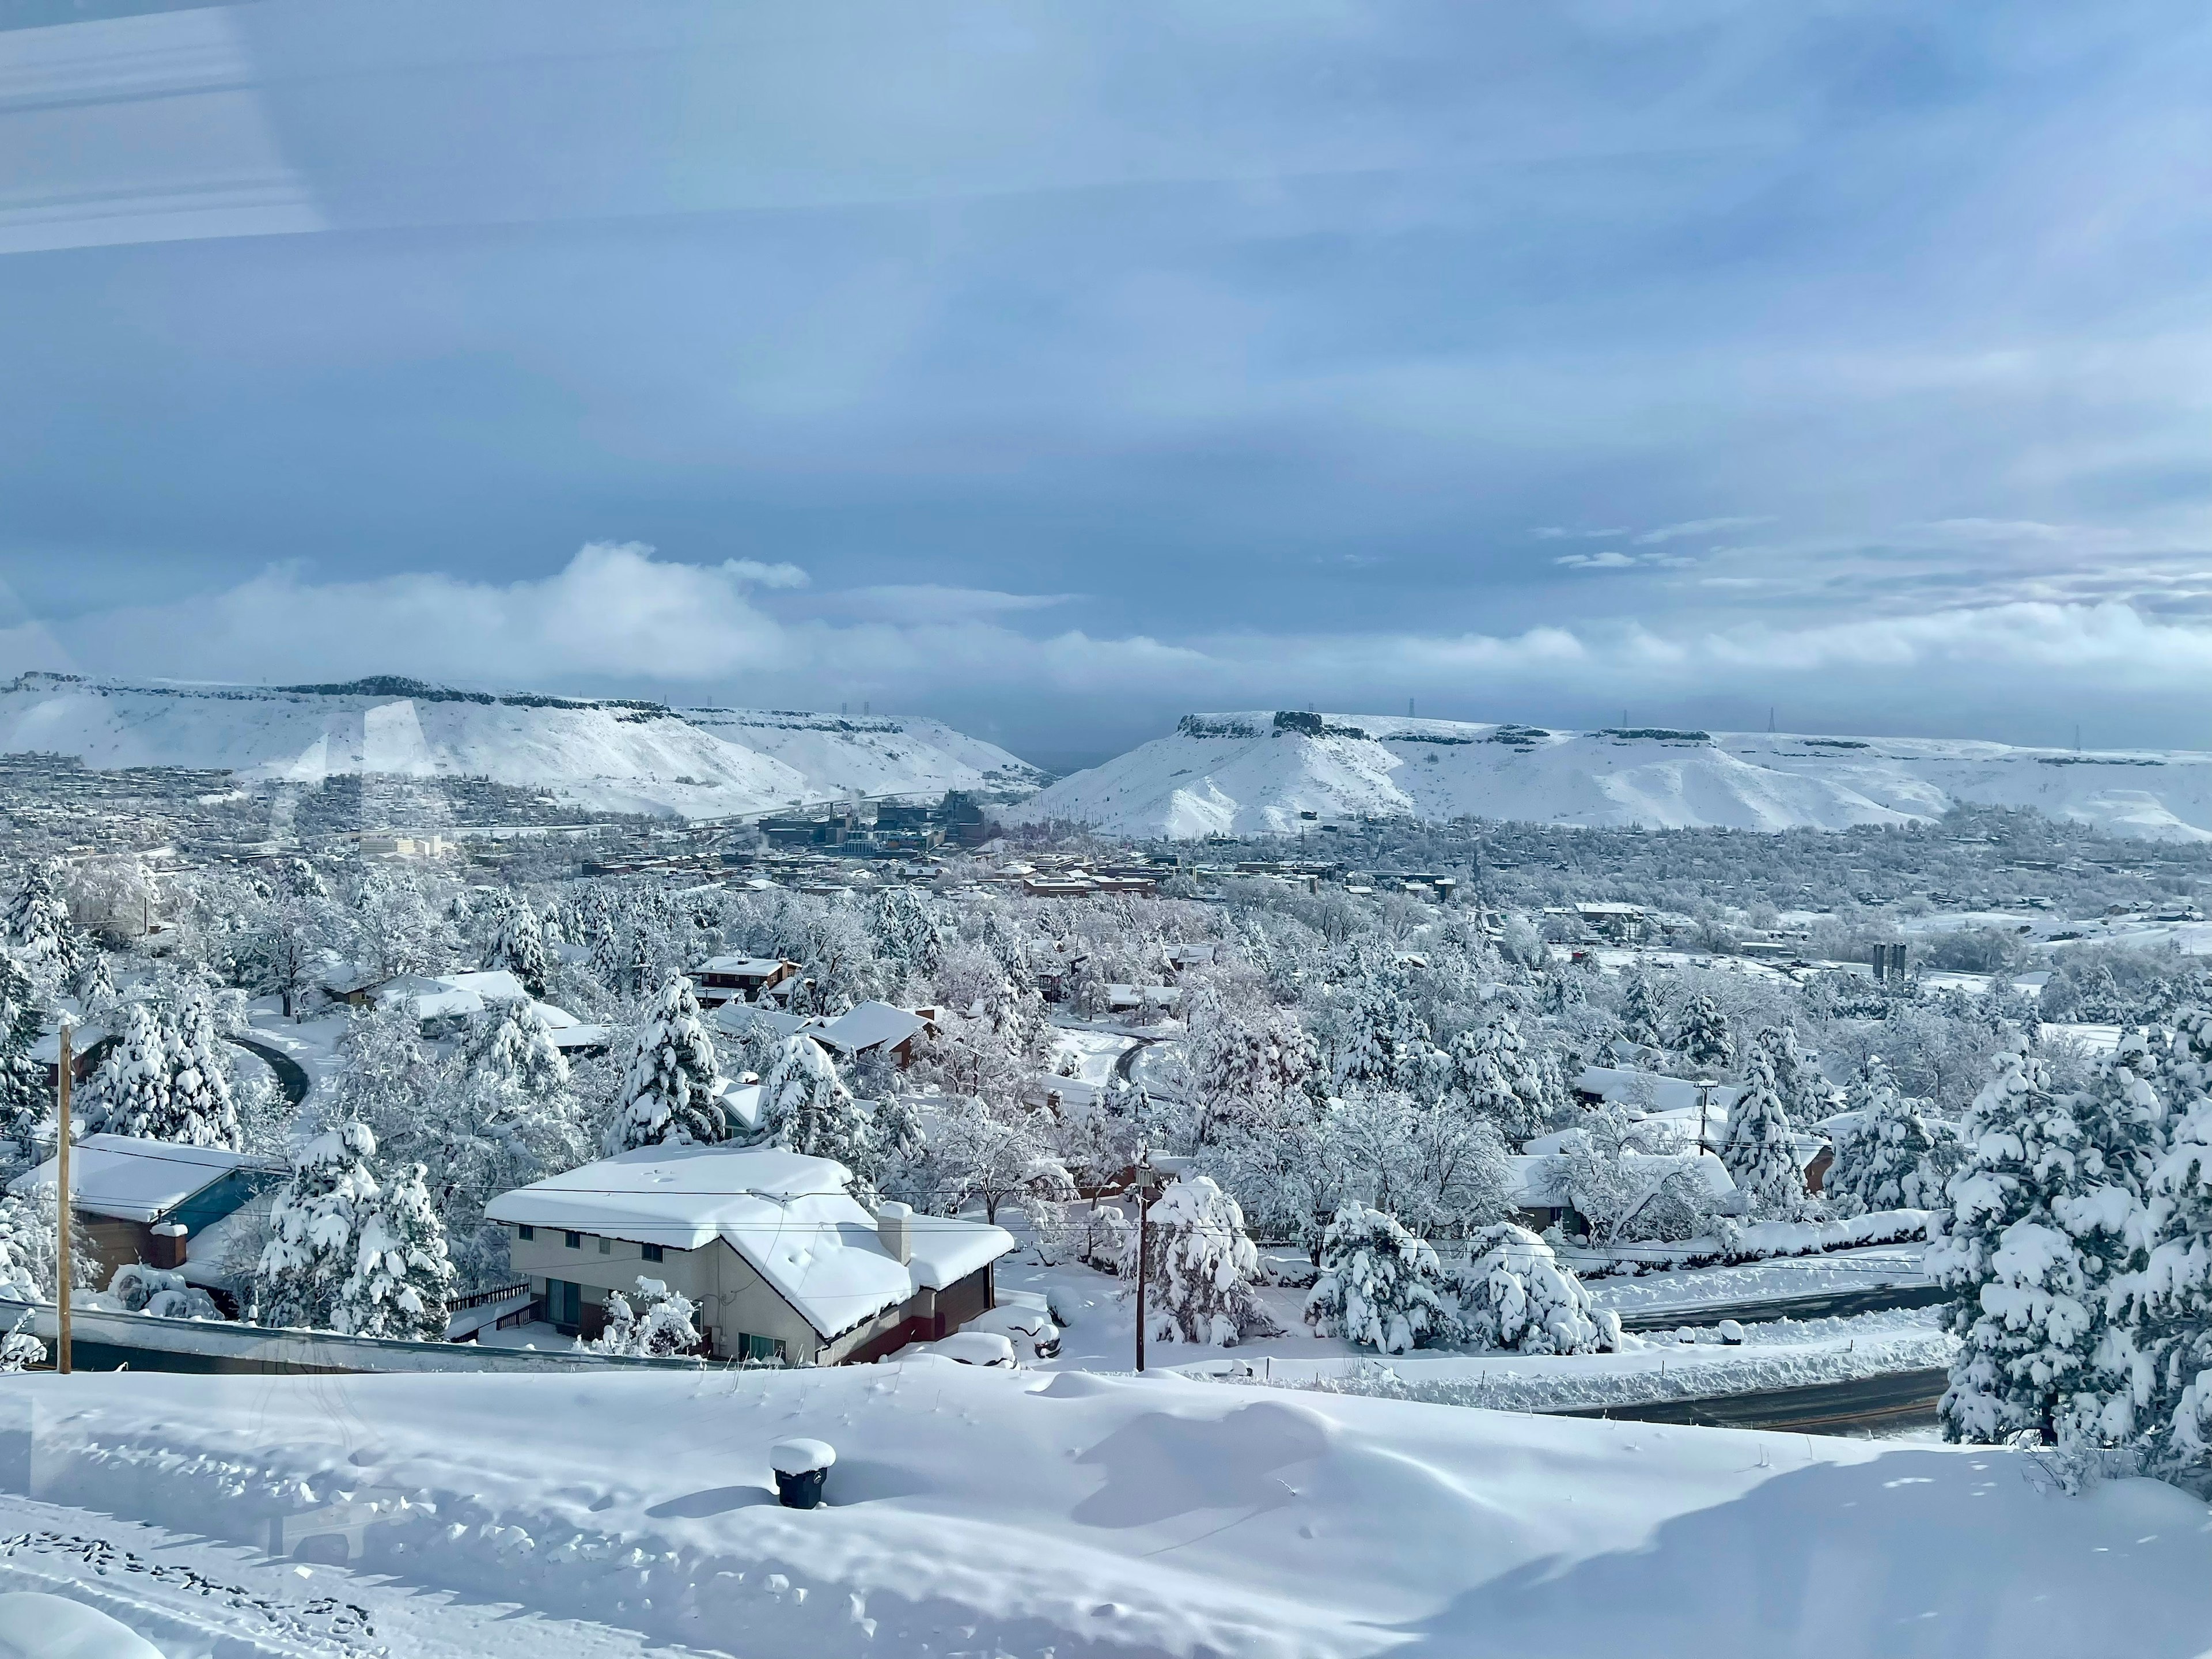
(597, 1237, 612, 1255)
(642, 1243, 664, 1263)
(564, 1232, 581, 1250)
(517, 1224, 534, 1241)
(737, 1333, 786, 1365)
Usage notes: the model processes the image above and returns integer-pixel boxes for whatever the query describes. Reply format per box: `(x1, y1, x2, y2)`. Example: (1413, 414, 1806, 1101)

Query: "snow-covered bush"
(1123, 1175, 1284, 1347)
(1544, 1107, 1724, 1245)
(1304, 1202, 1456, 1354)
(590, 1275, 700, 1357)
(0, 1310, 41, 1372)
(106, 1263, 221, 1320)
(1452, 1223, 1620, 1355)
(0, 1181, 90, 1303)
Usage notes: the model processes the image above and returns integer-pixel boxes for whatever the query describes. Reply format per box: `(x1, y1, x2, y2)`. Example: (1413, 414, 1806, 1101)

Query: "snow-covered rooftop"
(485, 1145, 1012, 1338)
(814, 1001, 930, 1056)
(1574, 1066, 1747, 1115)
(9, 1134, 273, 1224)
(696, 955, 790, 976)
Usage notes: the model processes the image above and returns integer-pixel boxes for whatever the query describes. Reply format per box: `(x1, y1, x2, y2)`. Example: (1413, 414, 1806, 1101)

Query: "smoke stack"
(148, 1221, 187, 1271)
(877, 1201, 912, 1265)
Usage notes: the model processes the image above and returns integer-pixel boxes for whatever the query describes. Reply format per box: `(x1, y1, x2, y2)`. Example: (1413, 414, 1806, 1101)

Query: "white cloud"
(13, 548, 2212, 746)
(1555, 550, 1637, 569)
(725, 559, 811, 589)
(1631, 516, 1773, 546)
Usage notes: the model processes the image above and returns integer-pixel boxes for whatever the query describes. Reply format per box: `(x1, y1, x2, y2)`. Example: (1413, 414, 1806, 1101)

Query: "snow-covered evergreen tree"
(253, 1121, 382, 1330)
(590, 1275, 700, 1357)
(1721, 1041, 1803, 1218)
(762, 1033, 877, 1185)
(1329, 959, 1434, 1092)
(158, 993, 241, 1149)
(86, 1001, 169, 1138)
(602, 974, 726, 1153)
(2119, 1008, 2212, 1471)
(1448, 1003, 1554, 1144)
(1823, 1058, 1940, 1216)
(423, 999, 586, 1287)
(1619, 969, 1666, 1051)
(70, 948, 114, 1009)
(1124, 1173, 1283, 1346)
(3, 859, 74, 969)
(1452, 1222, 1619, 1354)
(1304, 1202, 1456, 1354)
(485, 893, 554, 998)
(0, 954, 46, 1154)
(872, 886, 942, 980)
(468, 996, 571, 1104)
(2047, 1029, 2166, 1450)
(1674, 990, 1735, 1074)
(1761, 1023, 1825, 1121)
(1933, 1037, 2098, 1445)
(1185, 987, 1313, 1147)
(333, 1155, 456, 1340)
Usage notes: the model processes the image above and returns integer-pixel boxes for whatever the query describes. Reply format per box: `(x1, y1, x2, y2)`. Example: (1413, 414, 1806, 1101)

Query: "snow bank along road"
(6, 1365, 2207, 1658)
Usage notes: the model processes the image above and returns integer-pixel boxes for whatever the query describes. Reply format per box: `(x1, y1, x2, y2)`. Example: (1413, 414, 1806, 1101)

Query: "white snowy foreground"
(3, 1365, 2207, 1658)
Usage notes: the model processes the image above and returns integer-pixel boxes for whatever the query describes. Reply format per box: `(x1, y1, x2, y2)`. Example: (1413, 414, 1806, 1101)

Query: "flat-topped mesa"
(1001, 711, 2212, 842)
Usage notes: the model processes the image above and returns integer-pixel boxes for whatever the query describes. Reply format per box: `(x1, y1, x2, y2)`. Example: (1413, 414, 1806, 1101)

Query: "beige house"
(486, 1146, 1013, 1365)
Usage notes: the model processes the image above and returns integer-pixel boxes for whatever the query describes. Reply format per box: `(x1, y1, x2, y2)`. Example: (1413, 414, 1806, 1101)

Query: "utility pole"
(1135, 1177, 1150, 1374)
(1694, 1078, 1716, 1157)
(55, 1021, 72, 1375)
(1132, 1156, 1165, 1374)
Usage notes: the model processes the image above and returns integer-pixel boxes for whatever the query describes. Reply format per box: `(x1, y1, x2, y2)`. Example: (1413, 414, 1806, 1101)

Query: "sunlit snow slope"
(0, 674, 1041, 819)
(1003, 711, 2212, 840)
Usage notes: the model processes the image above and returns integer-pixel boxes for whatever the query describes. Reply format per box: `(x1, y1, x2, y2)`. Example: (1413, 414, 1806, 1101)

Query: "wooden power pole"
(55, 1021, 72, 1374)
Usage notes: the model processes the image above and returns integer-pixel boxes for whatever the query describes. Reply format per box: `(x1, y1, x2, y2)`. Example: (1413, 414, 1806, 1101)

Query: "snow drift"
(4, 1363, 2205, 1659)
(1004, 710, 2212, 840)
(0, 674, 1043, 819)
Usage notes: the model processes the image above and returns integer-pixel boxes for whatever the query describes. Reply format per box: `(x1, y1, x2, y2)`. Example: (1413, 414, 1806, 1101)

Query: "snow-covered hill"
(1003, 710, 2212, 841)
(0, 673, 1043, 819)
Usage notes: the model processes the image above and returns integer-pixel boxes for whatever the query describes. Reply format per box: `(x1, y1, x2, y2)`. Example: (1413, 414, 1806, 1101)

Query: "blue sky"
(1, 0, 2209, 768)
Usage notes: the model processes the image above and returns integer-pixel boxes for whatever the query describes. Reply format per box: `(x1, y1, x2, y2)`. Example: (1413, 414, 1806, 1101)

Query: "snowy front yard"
(3, 1365, 2203, 1659)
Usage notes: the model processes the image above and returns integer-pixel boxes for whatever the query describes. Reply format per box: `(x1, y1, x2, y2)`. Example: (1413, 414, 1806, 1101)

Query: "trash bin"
(770, 1438, 836, 1509)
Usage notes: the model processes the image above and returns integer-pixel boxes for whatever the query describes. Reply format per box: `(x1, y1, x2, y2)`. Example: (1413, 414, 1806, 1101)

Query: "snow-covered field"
(1003, 710, 2212, 839)
(0, 673, 1042, 820)
(6, 1363, 2206, 1659)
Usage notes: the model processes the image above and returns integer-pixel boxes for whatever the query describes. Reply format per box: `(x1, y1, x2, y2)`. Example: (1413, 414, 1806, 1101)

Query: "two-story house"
(485, 1145, 1013, 1365)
